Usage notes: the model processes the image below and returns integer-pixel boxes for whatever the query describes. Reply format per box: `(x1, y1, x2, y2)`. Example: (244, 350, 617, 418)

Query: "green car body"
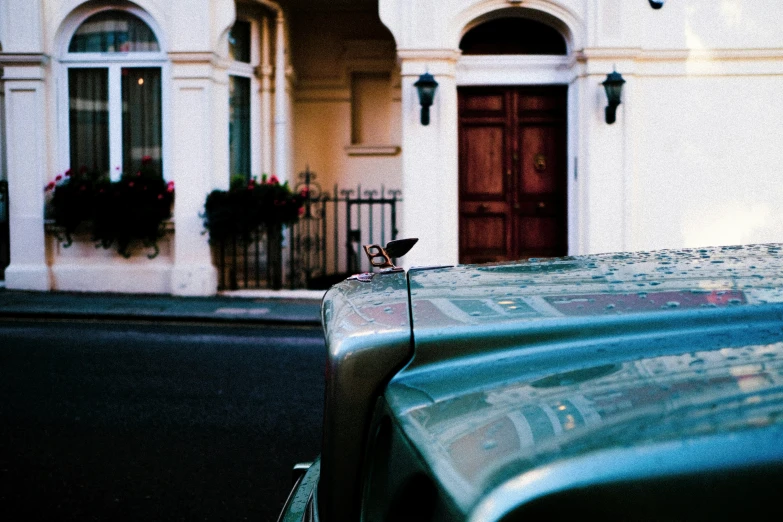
(280, 244, 783, 521)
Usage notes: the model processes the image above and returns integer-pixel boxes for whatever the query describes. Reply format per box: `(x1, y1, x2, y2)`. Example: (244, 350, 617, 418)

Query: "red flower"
(64, 169, 72, 177)
(157, 194, 164, 200)
(269, 175, 280, 185)
(166, 181, 175, 193)
(298, 206, 305, 217)
(141, 155, 152, 164)
(128, 181, 135, 188)
(299, 187, 310, 198)
(55, 175, 63, 181)
(45, 182, 56, 191)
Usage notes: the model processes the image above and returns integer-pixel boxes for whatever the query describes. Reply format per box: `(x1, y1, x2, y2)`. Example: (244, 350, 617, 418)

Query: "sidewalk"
(0, 288, 325, 326)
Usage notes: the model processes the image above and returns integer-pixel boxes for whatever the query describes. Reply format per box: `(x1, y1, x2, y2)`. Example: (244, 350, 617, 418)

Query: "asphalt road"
(0, 318, 326, 521)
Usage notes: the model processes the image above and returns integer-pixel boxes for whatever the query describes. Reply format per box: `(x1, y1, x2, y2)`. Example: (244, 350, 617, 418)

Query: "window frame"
(226, 17, 261, 183)
(57, 6, 169, 181)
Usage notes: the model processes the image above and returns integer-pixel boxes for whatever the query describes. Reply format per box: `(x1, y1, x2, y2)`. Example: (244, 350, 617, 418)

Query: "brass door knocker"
(534, 154, 547, 173)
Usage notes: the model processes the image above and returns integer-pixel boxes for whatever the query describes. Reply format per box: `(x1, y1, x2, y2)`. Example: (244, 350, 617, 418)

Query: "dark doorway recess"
(458, 86, 568, 264)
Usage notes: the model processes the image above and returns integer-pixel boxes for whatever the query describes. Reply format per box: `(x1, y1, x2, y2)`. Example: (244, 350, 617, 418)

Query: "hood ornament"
(349, 238, 419, 282)
(363, 238, 418, 269)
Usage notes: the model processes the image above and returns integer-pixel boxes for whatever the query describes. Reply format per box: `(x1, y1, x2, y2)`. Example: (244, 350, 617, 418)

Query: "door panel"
(519, 125, 562, 195)
(462, 92, 506, 114)
(459, 86, 567, 264)
(460, 214, 508, 262)
(461, 125, 506, 197)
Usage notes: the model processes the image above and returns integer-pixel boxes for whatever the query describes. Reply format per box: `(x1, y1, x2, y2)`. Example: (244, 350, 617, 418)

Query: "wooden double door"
(458, 86, 567, 264)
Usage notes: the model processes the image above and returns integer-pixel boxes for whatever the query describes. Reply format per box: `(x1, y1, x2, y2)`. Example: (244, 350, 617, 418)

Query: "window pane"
(69, 68, 109, 175)
(122, 68, 163, 174)
(69, 10, 159, 53)
(460, 18, 566, 55)
(229, 21, 251, 63)
(229, 75, 251, 181)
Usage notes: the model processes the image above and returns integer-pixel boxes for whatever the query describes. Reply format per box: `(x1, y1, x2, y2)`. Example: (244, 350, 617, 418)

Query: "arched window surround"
(56, 4, 170, 181)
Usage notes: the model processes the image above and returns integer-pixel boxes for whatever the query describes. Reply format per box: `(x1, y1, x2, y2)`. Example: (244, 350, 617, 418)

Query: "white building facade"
(1, 0, 782, 294)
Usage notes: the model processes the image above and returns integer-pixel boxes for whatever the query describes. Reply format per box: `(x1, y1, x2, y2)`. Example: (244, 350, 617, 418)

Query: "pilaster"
(399, 50, 460, 267)
(1, 56, 50, 290)
(168, 52, 223, 295)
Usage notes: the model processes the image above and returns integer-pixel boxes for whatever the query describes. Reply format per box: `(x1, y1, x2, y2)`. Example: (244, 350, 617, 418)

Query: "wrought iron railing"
(0, 180, 8, 280)
(213, 171, 401, 291)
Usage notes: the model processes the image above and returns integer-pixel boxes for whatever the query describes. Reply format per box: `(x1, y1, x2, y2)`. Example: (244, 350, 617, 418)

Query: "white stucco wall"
(0, 0, 237, 293)
(2, 0, 783, 293)
(378, 0, 783, 266)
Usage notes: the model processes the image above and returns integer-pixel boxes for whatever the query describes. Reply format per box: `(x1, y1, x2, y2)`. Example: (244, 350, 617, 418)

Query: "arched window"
(64, 9, 165, 178)
(460, 17, 566, 55)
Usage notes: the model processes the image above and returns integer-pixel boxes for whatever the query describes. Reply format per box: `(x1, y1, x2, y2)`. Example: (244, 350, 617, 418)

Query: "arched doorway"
(458, 17, 569, 264)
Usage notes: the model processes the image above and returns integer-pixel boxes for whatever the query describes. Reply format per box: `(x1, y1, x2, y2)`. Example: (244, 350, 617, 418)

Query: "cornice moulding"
(0, 53, 49, 66)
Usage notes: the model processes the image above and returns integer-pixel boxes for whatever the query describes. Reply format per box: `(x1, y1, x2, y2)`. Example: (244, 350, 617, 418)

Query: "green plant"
(45, 157, 174, 258)
(203, 174, 305, 243)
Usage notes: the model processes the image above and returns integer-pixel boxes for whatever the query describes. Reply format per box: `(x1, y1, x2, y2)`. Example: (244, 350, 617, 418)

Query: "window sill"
(344, 145, 401, 157)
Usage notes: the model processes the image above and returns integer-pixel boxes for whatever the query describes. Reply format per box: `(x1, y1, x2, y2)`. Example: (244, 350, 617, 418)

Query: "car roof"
(385, 243, 783, 520)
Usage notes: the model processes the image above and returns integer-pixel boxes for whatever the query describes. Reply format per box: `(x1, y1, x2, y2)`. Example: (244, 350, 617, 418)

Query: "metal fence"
(0, 180, 8, 280)
(213, 173, 401, 291)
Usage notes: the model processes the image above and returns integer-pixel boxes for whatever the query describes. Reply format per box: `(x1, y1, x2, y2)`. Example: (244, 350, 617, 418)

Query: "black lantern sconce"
(602, 70, 626, 124)
(649, 0, 665, 9)
(414, 72, 438, 126)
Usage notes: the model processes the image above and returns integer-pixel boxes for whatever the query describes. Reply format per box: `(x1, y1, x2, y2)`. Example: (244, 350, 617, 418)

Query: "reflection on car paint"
(409, 244, 783, 328)
(404, 341, 783, 487)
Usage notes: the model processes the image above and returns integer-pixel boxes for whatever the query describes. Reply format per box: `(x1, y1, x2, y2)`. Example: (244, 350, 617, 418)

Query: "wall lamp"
(414, 72, 438, 126)
(602, 70, 625, 124)
(649, 0, 665, 9)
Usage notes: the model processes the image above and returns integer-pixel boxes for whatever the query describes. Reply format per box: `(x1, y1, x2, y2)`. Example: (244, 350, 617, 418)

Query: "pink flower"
(141, 155, 152, 164)
(166, 181, 175, 193)
(157, 194, 164, 200)
(55, 175, 62, 181)
(298, 206, 305, 217)
(300, 187, 310, 198)
(269, 175, 280, 185)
